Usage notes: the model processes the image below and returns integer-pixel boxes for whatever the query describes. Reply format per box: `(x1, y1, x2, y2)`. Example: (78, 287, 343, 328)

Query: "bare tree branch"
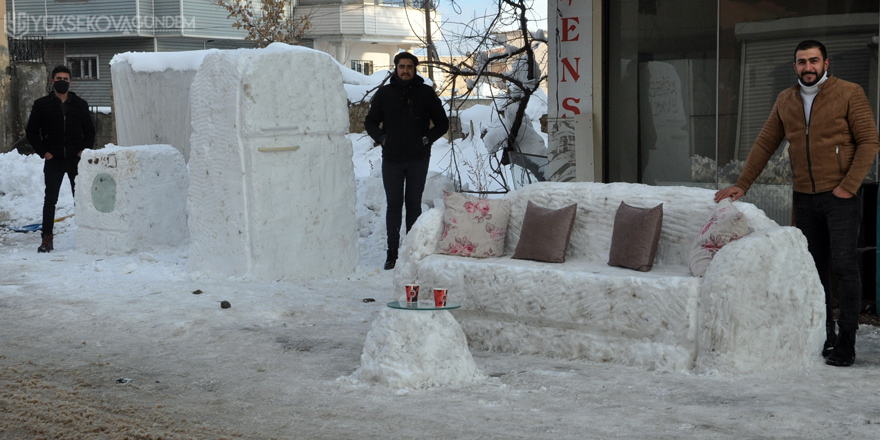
(213, 0, 313, 48)
(417, 0, 548, 192)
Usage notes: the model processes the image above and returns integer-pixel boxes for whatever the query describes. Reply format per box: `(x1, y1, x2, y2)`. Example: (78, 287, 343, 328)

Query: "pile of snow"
(186, 48, 358, 281)
(0, 152, 74, 232)
(352, 308, 484, 389)
(75, 144, 188, 254)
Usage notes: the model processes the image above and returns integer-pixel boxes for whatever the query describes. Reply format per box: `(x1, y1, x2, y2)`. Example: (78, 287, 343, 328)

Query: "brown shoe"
(38, 234, 53, 253)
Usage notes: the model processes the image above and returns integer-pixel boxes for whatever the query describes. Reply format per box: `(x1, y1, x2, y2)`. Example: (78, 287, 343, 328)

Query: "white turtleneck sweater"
(799, 72, 829, 126)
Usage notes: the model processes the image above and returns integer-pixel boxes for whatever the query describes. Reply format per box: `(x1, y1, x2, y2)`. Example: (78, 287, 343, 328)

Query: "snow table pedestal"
(353, 302, 483, 389)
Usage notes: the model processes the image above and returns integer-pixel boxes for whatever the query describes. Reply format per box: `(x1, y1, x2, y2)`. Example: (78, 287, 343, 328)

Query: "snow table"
(351, 301, 482, 388)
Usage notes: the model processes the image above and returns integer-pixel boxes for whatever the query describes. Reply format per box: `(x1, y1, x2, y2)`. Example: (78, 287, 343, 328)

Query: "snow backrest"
(503, 182, 776, 266)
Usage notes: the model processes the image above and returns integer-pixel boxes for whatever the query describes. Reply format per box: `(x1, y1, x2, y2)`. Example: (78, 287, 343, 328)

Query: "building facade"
(5, 0, 255, 106)
(547, 0, 880, 227)
(299, 0, 439, 76)
(3, 0, 438, 106)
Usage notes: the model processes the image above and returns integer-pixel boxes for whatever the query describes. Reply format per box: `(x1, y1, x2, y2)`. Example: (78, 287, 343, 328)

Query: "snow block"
(75, 145, 188, 254)
(187, 47, 359, 280)
(110, 54, 200, 162)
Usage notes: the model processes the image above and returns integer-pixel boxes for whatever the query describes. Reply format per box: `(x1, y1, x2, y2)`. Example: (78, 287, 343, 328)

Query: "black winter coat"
(26, 92, 96, 159)
(364, 73, 449, 161)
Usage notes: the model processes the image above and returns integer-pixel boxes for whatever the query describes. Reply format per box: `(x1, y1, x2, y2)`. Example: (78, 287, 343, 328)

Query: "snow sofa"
(394, 182, 825, 373)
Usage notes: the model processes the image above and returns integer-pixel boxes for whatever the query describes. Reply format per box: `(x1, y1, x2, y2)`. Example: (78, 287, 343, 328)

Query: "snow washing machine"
(75, 144, 189, 254)
(185, 47, 359, 280)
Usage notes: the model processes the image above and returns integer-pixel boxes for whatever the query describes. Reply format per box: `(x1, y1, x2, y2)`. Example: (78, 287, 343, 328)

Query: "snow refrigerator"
(187, 47, 359, 280)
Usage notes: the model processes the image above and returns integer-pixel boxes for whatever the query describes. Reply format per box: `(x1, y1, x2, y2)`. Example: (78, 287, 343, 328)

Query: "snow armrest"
(394, 207, 444, 287)
(696, 226, 825, 373)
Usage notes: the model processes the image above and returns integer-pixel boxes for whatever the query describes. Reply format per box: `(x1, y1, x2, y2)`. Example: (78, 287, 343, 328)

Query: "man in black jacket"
(365, 52, 449, 270)
(26, 65, 96, 253)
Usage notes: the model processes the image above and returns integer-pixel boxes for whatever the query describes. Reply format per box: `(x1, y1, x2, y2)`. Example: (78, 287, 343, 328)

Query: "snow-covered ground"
(2, 136, 880, 438)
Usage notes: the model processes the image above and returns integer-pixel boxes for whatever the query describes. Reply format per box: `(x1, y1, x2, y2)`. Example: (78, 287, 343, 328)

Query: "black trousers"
(382, 157, 430, 250)
(42, 156, 79, 237)
(793, 189, 863, 332)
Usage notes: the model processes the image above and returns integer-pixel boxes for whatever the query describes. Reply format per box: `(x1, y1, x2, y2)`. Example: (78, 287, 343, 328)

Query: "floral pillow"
(688, 199, 750, 277)
(438, 192, 511, 258)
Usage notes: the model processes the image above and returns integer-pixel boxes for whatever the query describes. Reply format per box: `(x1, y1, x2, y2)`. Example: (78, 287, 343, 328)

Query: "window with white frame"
(67, 55, 99, 80)
(351, 60, 374, 76)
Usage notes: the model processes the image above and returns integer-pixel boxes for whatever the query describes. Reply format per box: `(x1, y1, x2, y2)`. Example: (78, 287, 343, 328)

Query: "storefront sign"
(547, 0, 594, 181)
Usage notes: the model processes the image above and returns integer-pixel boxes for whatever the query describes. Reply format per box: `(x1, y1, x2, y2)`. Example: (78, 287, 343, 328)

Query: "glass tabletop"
(386, 301, 462, 311)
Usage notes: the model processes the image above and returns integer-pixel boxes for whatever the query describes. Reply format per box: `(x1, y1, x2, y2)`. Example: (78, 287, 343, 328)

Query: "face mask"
(53, 80, 70, 94)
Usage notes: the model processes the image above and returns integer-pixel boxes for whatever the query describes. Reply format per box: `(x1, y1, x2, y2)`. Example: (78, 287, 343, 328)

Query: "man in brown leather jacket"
(716, 40, 880, 367)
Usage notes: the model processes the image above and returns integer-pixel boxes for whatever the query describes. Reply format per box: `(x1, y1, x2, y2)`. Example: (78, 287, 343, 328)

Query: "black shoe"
(826, 329, 855, 367)
(822, 341, 834, 358)
(822, 332, 837, 358)
(383, 248, 398, 271)
(37, 234, 53, 253)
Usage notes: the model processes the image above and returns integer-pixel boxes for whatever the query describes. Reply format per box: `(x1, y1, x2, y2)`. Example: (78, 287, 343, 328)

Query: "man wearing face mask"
(715, 40, 880, 367)
(365, 52, 449, 270)
(26, 65, 96, 253)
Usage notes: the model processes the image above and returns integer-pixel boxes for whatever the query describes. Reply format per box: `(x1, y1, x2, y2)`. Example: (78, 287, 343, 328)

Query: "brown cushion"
(512, 201, 578, 263)
(608, 202, 663, 272)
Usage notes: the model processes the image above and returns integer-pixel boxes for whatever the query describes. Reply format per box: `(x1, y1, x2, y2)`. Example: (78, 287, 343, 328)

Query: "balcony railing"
(9, 36, 46, 63)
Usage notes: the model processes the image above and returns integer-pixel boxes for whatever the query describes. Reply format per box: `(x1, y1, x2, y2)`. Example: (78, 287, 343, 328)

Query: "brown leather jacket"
(736, 75, 880, 195)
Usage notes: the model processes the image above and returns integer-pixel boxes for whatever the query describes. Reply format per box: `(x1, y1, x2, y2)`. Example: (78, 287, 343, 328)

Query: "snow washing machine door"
(91, 173, 117, 213)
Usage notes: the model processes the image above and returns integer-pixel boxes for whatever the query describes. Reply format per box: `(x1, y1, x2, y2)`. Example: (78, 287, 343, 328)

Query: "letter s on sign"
(562, 98, 581, 118)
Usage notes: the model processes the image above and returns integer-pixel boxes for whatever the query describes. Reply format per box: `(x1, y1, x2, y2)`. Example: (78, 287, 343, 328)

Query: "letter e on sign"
(562, 17, 579, 42)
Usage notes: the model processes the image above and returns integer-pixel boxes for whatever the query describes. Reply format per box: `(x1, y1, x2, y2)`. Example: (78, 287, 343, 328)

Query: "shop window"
(604, 0, 879, 227)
